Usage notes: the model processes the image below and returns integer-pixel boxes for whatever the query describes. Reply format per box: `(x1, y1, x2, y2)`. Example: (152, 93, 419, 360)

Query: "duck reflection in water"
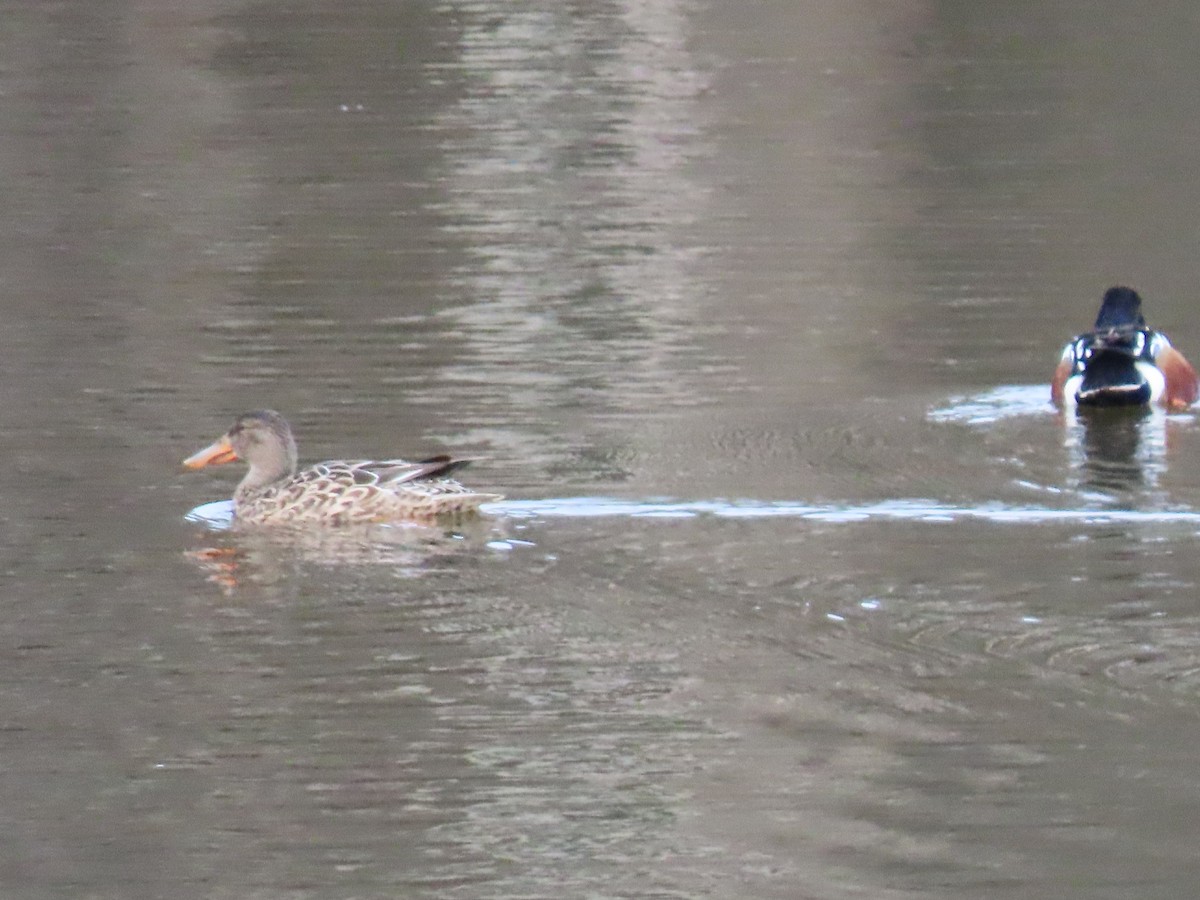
(184, 516, 505, 593)
(1064, 405, 1168, 494)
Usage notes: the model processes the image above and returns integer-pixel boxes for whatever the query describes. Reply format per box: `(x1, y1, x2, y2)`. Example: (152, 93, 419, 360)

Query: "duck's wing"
(365, 455, 476, 485)
(295, 457, 478, 487)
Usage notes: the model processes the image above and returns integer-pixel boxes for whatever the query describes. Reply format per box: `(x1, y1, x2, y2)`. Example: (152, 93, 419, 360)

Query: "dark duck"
(1051, 286, 1199, 411)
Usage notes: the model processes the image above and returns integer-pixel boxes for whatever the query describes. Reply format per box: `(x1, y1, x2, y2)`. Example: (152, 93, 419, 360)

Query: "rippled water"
(6, 1, 1200, 898)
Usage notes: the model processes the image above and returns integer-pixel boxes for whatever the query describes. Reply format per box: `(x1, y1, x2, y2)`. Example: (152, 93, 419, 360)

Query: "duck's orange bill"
(183, 435, 239, 469)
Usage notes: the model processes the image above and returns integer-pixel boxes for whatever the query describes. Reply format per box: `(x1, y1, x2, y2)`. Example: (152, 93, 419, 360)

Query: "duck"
(183, 409, 502, 525)
(1051, 286, 1199, 411)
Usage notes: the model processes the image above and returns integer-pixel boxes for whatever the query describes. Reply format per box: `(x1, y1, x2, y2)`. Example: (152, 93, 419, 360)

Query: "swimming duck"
(1051, 286, 1199, 411)
(183, 410, 501, 525)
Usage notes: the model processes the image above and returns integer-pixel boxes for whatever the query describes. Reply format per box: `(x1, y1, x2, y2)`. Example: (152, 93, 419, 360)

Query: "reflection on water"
(427, 0, 722, 467)
(184, 516, 507, 590)
(1065, 405, 1169, 496)
(932, 384, 1196, 508)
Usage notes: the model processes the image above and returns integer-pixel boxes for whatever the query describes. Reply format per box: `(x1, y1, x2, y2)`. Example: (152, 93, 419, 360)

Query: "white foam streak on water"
(186, 497, 1200, 529)
(928, 382, 1196, 428)
(927, 384, 1056, 425)
(495, 498, 1200, 525)
(185, 500, 235, 528)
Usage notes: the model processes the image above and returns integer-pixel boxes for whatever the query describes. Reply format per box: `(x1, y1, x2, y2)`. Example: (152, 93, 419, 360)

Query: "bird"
(183, 409, 501, 525)
(1051, 286, 1199, 411)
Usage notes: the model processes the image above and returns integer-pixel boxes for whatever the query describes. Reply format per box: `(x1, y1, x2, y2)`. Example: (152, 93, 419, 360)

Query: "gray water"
(5, 1, 1200, 897)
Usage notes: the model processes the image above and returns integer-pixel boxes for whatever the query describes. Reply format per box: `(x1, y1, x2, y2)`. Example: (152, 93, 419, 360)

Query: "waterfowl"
(183, 410, 501, 525)
(1051, 286, 1199, 411)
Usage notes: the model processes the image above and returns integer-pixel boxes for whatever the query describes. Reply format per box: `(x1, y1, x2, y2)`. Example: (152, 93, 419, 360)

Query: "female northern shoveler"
(1051, 286, 1199, 411)
(183, 410, 501, 525)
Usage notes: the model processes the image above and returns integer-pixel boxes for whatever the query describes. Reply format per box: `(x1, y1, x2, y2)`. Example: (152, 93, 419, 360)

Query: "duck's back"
(235, 459, 502, 525)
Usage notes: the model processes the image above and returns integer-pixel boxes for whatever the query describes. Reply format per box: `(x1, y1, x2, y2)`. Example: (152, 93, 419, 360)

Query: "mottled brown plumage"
(183, 410, 501, 525)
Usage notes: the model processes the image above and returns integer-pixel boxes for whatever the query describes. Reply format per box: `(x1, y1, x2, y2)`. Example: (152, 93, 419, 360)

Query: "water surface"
(5, 1, 1200, 898)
